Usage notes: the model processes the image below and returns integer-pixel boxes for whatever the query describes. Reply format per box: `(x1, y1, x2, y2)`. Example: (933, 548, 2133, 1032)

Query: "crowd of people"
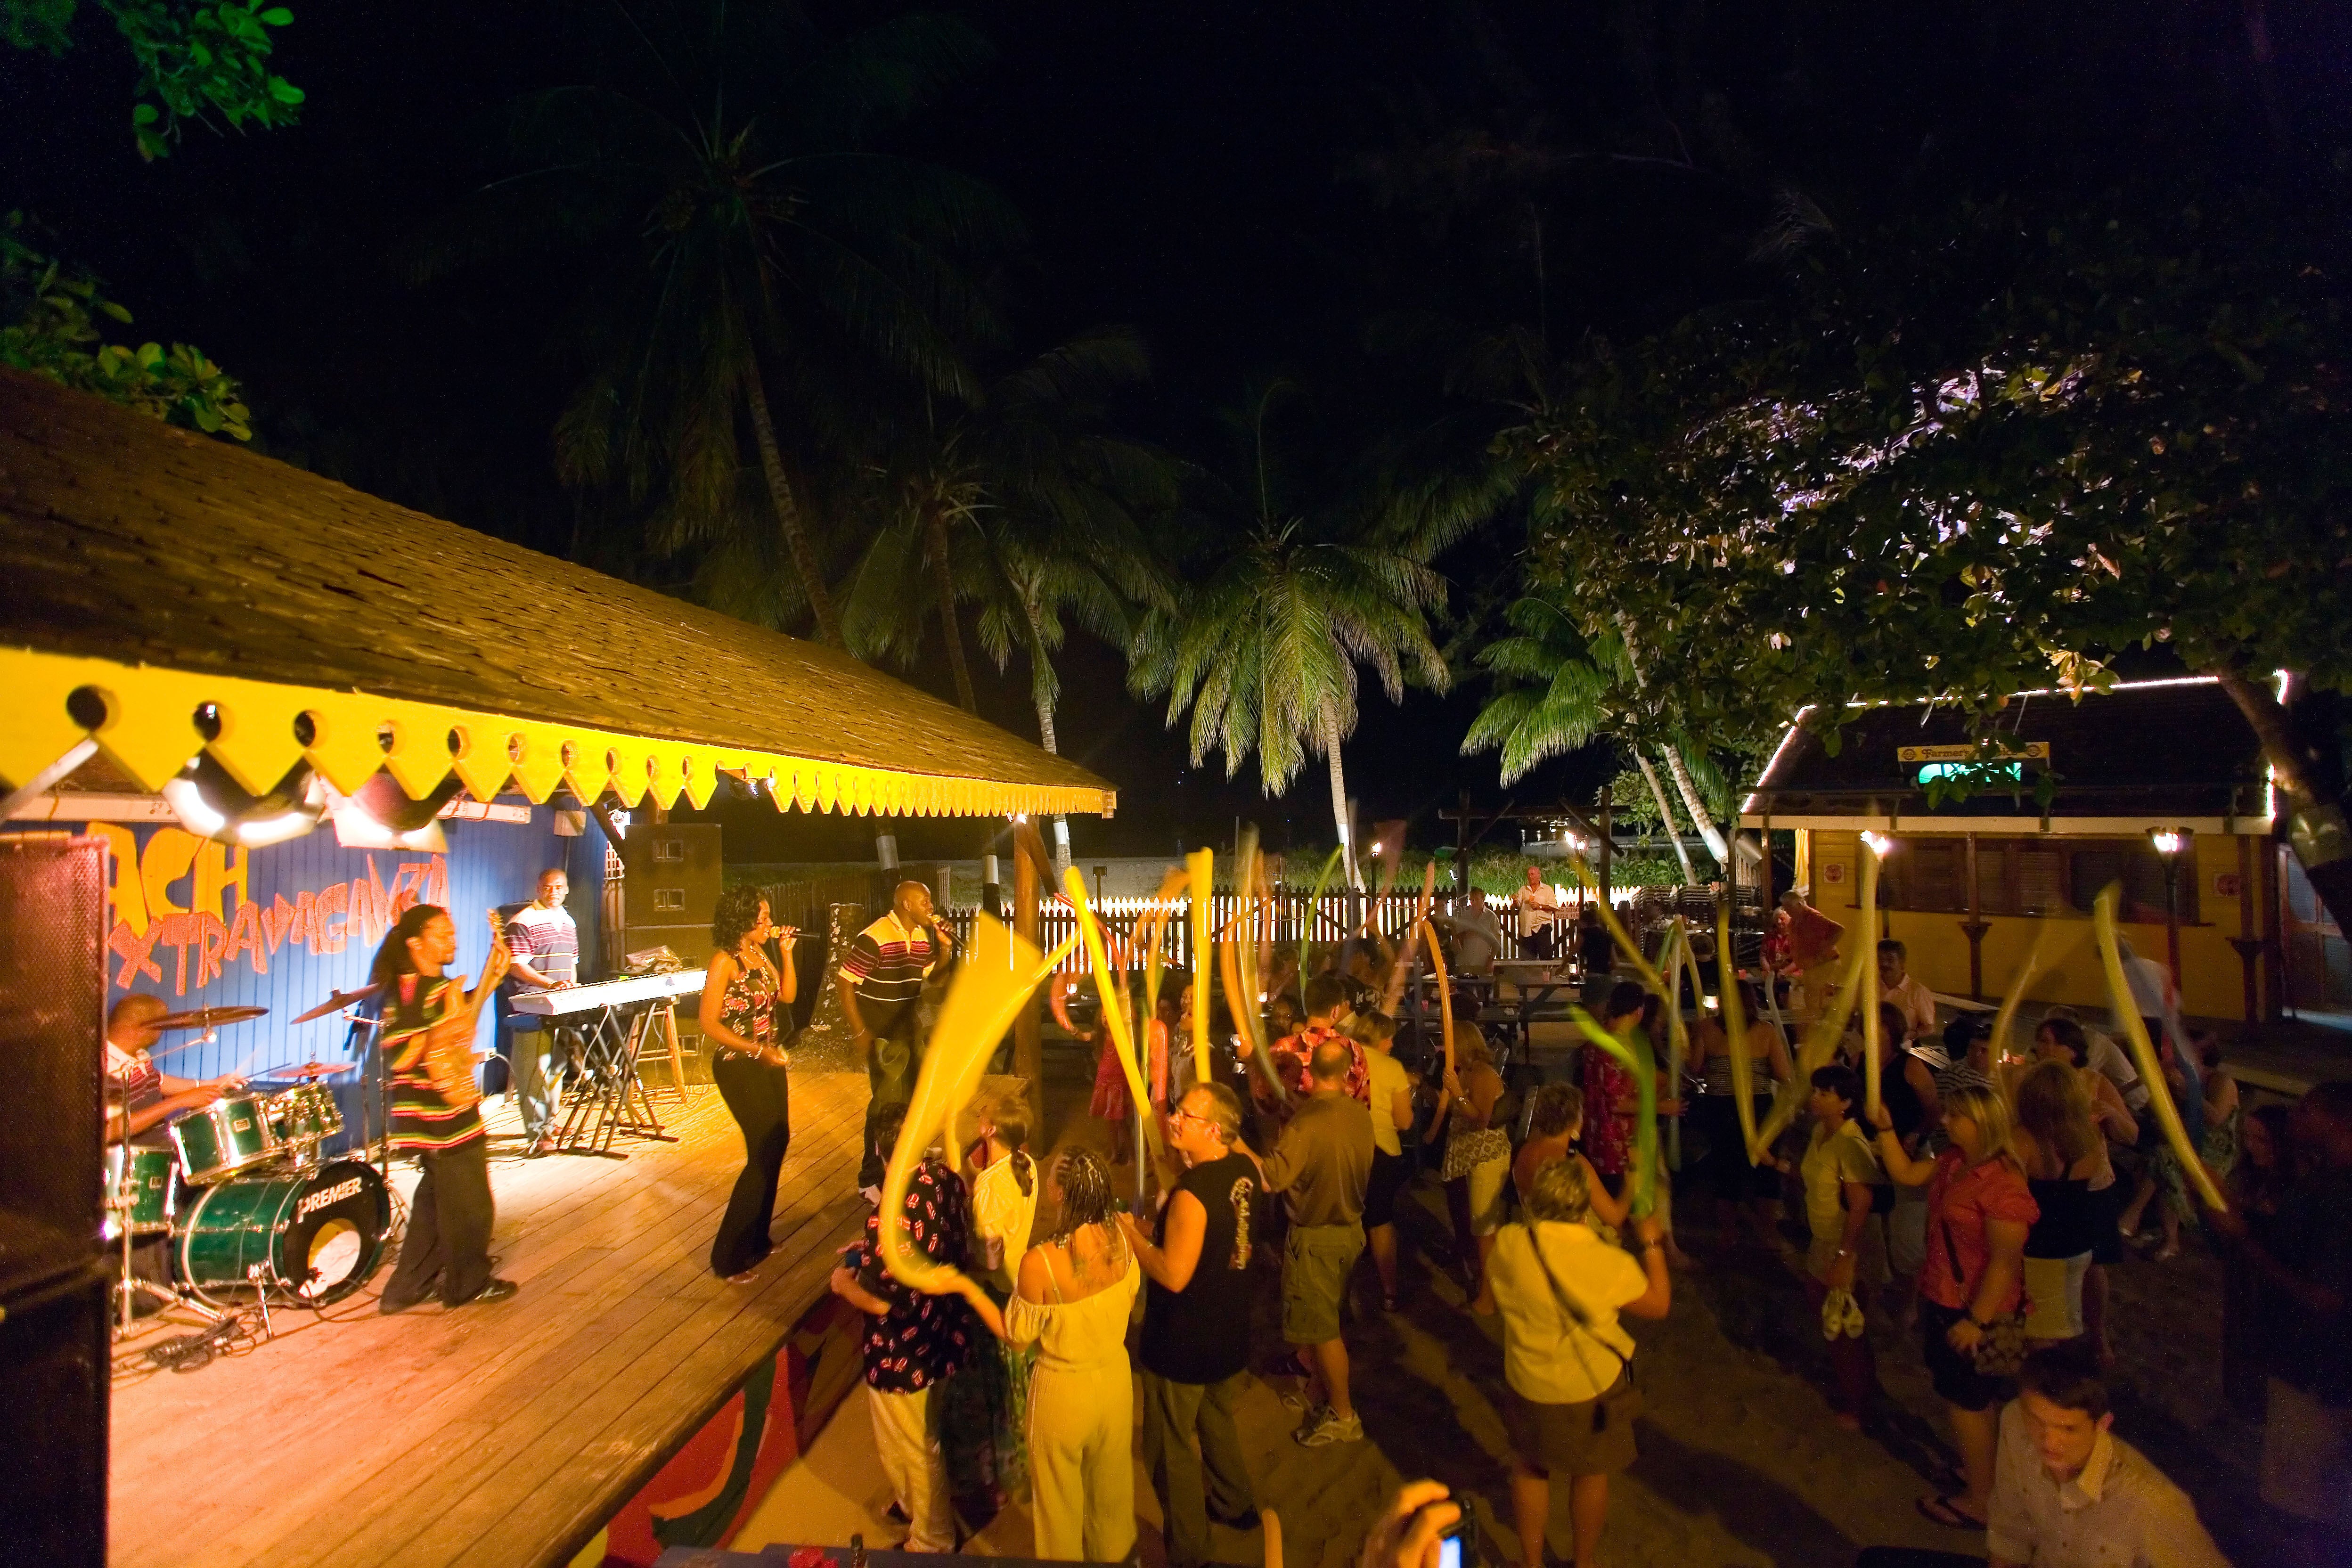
(767, 878, 2350, 1568)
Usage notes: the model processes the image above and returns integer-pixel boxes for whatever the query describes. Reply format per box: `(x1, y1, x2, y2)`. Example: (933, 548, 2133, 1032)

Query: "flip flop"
(1915, 1494, 1984, 1530)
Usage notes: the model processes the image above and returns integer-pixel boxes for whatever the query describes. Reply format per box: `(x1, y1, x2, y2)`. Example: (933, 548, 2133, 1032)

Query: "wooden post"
(1961, 833, 1990, 1000)
(1597, 791, 1614, 906)
(2230, 833, 2263, 1023)
(1014, 841, 1042, 1129)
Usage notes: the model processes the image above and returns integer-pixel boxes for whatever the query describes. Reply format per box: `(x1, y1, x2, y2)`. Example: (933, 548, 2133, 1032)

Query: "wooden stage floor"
(108, 1071, 870, 1568)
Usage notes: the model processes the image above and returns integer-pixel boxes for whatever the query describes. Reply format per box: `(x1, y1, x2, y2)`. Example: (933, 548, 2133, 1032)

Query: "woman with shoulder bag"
(1870, 1082, 2038, 1532)
(1487, 1156, 1671, 1568)
(700, 885, 797, 1282)
(1428, 1025, 1513, 1314)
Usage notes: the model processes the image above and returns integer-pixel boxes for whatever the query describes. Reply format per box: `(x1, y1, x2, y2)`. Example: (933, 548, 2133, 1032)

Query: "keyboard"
(509, 970, 708, 1016)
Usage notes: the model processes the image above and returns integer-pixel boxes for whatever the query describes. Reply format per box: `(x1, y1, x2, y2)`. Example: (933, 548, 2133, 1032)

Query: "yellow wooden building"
(1736, 678, 2324, 1023)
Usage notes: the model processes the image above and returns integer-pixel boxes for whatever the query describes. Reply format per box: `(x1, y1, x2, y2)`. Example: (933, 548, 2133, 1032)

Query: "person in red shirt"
(1241, 973, 1366, 1115)
(1872, 1081, 2039, 1532)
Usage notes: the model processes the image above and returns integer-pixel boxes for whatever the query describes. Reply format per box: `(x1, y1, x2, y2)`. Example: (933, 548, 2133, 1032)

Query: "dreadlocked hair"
(1050, 1146, 1117, 1241)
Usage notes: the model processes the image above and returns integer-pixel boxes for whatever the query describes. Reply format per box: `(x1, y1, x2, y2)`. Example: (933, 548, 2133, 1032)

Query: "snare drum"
(102, 1144, 178, 1236)
(172, 1094, 284, 1184)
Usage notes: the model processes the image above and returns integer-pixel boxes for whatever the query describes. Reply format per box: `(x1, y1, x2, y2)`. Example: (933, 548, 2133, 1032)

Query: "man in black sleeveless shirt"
(1119, 1081, 1262, 1568)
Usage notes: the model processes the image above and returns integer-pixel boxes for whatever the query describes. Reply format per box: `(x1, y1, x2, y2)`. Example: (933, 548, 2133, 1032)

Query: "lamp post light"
(2150, 827, 2189, 980)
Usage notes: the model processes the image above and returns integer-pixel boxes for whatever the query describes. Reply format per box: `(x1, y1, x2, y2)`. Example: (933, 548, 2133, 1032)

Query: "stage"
(107, 1072, 871, 1568)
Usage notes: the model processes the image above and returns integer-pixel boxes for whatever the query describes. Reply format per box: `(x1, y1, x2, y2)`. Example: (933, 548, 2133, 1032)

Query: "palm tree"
(1135, 385, 1452, 891)
(1463, 595, 1709, 882)
(841, 330, 1174, 716)
(414, 0, 1019, 648)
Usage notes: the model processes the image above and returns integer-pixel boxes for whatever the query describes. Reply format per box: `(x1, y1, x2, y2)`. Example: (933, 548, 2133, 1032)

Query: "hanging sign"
(1897, 741, 2050, 763)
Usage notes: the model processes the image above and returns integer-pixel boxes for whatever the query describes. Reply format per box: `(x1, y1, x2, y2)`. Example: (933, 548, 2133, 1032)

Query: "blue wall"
(3, 808, 608, 1084)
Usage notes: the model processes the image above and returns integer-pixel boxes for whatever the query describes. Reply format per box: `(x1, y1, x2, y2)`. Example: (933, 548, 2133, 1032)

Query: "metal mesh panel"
(0, 836, 105, 1297)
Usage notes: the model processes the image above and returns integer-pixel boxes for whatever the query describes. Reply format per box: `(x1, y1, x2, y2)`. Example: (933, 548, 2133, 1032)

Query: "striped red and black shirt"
(384, 974, 484, 1152)
(837, 912, 941, 1018)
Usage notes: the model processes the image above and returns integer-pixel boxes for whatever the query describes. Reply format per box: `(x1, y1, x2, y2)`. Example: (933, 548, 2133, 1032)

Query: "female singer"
(702, 884, 798, 1282)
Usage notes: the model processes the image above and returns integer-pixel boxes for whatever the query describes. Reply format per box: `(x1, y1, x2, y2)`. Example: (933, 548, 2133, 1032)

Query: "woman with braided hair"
(937, 1145, 1141, 1560)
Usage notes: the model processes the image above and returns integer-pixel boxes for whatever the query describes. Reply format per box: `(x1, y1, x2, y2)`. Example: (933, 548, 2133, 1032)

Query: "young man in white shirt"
(1856, 1345, 2229, 1568)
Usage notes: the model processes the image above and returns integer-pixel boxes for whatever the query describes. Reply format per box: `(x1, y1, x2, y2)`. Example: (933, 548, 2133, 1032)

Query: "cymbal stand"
(108, 1201, 181, 1341)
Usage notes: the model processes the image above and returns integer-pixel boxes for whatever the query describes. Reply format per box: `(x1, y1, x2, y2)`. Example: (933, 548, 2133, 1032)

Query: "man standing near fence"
(839, 880, 955, 1195)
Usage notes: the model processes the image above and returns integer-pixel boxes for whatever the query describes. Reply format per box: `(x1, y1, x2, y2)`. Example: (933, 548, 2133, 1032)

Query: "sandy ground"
(737, 1035, 2291, 1566)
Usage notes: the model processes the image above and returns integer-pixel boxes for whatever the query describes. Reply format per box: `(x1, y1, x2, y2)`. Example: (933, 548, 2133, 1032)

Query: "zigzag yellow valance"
(0, 647, 1115, 820)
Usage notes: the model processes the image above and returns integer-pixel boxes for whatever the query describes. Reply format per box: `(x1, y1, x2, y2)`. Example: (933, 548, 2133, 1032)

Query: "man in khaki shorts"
(1257, 1036, 1373, 1446)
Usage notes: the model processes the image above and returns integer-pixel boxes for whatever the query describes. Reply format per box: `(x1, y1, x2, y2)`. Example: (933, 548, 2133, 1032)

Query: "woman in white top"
(1488, 1158, 1670, 1568)
(944, 1147, 1141, 1562)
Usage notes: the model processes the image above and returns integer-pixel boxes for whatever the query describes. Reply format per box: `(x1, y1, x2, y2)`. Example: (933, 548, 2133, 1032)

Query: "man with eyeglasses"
(1120, 1083, 1264, 1568)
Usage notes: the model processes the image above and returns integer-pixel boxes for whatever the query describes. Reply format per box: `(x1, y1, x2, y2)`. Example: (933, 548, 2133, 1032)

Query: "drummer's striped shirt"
(384, 975, 485, 1152)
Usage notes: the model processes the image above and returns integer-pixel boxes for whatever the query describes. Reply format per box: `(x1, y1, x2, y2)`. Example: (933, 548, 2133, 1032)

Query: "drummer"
(104, 994, 243, 1147)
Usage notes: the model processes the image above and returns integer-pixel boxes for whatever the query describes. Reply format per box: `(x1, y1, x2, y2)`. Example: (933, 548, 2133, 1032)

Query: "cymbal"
(289, 985, 384, 1024)
(278, 1060, 358, 1080)
(150, 1005, 269, 1030)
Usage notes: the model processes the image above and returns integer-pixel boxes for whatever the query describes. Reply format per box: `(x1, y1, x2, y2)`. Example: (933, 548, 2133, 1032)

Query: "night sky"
(7, 1, 2339, 864)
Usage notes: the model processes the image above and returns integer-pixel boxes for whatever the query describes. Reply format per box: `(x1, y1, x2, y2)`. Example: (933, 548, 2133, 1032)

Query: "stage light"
(161, 750, 324, 847)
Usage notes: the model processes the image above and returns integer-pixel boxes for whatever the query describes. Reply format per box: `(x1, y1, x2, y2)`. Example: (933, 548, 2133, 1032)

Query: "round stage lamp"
(161, 753, 324, 848)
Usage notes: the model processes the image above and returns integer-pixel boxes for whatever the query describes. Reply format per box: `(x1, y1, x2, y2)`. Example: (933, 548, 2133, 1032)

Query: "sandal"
(1915, 1494, 1984, 1530)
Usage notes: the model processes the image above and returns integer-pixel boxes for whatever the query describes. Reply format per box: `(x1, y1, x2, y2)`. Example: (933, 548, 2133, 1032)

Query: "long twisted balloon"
(879, 912, 1079, 1290)
(2094, 886, 2224, 1211)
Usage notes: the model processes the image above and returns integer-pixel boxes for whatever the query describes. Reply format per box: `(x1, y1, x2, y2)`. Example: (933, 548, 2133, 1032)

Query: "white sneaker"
(1295, 1408, 1363, 1447)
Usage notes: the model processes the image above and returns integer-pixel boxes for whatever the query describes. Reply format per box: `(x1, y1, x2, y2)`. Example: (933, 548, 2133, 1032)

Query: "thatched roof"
(0, 370, 1113, 816)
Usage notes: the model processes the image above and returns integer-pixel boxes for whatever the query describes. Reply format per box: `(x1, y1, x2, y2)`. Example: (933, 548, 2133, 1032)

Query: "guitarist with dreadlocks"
(374, 903, 515, 1313)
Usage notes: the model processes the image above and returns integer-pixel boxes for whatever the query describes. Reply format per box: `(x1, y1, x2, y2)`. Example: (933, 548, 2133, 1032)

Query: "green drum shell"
(175, 1159, 390, 1305)
(266, 1082, 344, 1145)
(172, 1094, 283, 1184)
(104, 1145, 177, 1235)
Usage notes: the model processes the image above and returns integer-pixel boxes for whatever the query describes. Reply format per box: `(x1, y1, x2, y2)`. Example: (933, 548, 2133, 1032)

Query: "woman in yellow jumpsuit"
(946, 1146, 1140, 1560)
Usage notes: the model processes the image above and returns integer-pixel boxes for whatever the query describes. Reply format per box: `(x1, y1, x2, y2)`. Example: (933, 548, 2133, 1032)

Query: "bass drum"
(174, 1159, 391, 1307)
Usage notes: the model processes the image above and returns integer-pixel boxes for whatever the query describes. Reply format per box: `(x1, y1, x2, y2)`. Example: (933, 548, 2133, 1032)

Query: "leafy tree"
(1, 211, 250, 437)
(1134, 384, 1454, 890)
(1507, 189, 2352, 925)
(4, 0, 302, 159)
(841, 329, 1175, 718)
(418, 0, 1019, 651)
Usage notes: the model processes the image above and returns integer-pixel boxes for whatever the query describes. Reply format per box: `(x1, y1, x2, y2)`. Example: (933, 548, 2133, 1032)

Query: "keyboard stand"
(554, 998, 682, 1159)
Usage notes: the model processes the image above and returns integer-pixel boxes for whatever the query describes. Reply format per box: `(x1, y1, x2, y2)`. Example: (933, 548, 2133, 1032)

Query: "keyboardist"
(504, 868, 579, 1158)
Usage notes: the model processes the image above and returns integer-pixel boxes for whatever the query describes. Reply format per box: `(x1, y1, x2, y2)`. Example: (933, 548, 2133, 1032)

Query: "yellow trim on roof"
(0, 647, 1115, 819)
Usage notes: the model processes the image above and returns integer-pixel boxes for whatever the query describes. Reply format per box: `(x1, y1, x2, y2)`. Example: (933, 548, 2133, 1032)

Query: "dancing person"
(2040, 1005, 2149, 1119)
(1870, 1083, 2038, 1531)
(1258, 1035, 1374, 1446)
(1121, 1084, 1265, 1568)
(1582, 984, 1650, 1200)
(1350, 1009, 1418, 1312)
(1872, 1002, 1944, 1330)
(958, 1094, 1039, 1507)
(1935, 1013, 1998, 1098)
(1878, 940, 1939, 1045)
(1516, 865, 1562, 958)
(2221, 1104, 2296, 1420)
(1257, 972, 1367, 1106)
(1576, 903, 1614, 979)
(1429, 1025, 1511, 1313)
(376, 903, 515, 1313)
(2121, 1032, 2240, 1262)
(1854, 1344, 2230, 1568)
(1779, 887, 1844, 978)
(831, 1104, 978, 1554)
(1490, 1158, 1671, 1568)
(103, 993, 241, 1145)
(839, 879, 951, 1192)
(701, 886, 797, 1282)
(2011, 1061, 2107, 1357)
(1690, 980, 1792, 1249)
(1779, 1064, 1884, 1429)
(1083, 997, 1138, 1167)
(1513, 1082, 1629, 1233)
(2034, 1015, 2138, 1363)
(1449, 885, 1505, 977)
(502, 866, 579, 1157)
(2208, 1080, 2352, 1562)
(947, 1148, 1142, 1562)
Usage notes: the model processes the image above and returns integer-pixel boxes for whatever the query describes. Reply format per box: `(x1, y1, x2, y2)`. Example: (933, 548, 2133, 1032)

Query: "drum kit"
(109, 1004, 394, 1342)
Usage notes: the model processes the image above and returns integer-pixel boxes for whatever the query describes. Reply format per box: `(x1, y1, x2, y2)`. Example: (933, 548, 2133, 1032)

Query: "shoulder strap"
(1521, 1221, 1631, 1384)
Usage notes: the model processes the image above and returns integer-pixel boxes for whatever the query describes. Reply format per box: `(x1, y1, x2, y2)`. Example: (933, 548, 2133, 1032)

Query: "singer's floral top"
(846, 1155, 978, 1393)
